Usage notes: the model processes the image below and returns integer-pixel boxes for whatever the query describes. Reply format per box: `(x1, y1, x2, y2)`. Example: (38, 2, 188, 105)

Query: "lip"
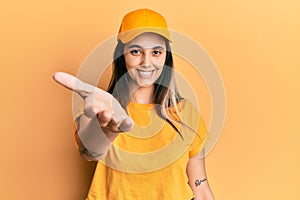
(136, 69, 155, 78)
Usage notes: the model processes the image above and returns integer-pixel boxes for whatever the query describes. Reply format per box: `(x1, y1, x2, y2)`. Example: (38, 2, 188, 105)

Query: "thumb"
(53, 72, 94, 98)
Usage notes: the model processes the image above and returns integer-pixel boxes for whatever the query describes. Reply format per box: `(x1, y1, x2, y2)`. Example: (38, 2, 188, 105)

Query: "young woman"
(54, 8, 214, 200)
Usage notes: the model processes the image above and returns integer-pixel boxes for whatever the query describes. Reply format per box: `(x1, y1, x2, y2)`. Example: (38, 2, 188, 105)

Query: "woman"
(54, 8, 214, 200)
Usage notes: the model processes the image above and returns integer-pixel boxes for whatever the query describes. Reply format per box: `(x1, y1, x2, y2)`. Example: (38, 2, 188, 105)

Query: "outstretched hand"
(53, 72, 134, 133)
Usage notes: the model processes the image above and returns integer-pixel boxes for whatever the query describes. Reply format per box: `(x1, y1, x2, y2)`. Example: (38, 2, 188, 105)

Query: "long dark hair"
(107, 38, 184, 137)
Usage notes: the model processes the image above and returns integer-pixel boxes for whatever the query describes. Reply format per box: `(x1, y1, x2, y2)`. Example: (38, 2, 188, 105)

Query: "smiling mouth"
(137, 70, 154, 78)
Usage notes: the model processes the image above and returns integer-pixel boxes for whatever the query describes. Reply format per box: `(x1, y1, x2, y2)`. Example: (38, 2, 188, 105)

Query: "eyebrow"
(127, 44, 165, 50)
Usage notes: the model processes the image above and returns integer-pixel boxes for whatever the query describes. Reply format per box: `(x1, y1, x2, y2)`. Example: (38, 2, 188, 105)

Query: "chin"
(136, 79, 155, 88)
(138, 82, 154, 88)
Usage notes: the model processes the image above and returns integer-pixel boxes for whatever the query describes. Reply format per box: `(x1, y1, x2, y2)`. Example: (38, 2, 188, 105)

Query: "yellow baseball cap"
(117, 8, 171, 43)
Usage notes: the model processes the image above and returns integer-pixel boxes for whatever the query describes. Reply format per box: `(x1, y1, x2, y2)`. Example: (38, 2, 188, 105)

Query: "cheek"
(154, 55, 167, 77)
(156, 67, 164, 77)
(156, 53, 167, 65)
(124, 56, 137, 79)
(124, 55, 140, 70)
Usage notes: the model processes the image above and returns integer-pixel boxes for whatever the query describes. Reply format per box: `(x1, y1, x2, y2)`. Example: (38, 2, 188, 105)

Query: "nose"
(141, 52, 151, 68)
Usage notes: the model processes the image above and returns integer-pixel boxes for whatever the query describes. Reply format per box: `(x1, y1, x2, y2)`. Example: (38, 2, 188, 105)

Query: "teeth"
(138, 70, 153, 77)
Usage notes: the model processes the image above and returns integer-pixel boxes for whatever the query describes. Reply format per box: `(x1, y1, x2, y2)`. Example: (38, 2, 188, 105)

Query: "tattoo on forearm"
(195, 178, 207, 187)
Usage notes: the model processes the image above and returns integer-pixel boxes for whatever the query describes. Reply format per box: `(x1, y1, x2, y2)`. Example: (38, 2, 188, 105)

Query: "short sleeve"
(189, 117, 208, 158)
(176, 100, 208, 158)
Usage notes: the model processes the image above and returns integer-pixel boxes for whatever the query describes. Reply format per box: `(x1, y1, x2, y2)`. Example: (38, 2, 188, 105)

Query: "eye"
(153, 50, 162, 55)
(130, 49, 141, 55)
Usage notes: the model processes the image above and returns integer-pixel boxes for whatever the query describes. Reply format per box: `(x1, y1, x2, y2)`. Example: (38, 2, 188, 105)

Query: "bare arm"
(53, 72, 134, 161)
(74, 116, 118, 161)
(187, 154, 215, 200)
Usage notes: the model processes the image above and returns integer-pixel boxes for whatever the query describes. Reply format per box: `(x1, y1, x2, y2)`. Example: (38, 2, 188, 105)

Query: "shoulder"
(167, 99, 200, 120)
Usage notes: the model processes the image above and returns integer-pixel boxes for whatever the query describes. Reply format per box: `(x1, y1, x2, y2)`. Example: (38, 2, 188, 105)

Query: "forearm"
(75, 115, 118, 161)
(53, 72, 132, 160)
(187, 156, 214, 200)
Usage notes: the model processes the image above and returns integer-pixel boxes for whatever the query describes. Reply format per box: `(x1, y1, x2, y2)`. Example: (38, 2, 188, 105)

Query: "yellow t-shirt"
(84, 101, 207, 200)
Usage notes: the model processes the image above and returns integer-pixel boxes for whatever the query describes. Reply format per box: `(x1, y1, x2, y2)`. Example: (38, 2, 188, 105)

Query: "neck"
(129, 85, 155, 104)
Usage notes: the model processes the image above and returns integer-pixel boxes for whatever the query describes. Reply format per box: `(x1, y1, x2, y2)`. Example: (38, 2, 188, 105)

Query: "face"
(124, 32, 167, 88)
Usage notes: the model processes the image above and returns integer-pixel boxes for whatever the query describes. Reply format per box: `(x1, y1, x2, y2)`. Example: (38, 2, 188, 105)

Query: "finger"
(111, 110, 134, 132)
(83, 104, 101, 118)
(119, 117, 134, 132)
(52, 72, 94, 98)
(109, 117, 119, 125)
(96, 110, 113, 127)
(53, 72, 134, 132)
(52, 72, 81, 91)
(105, 121, 121, 133)
(103, 116, 133, 133)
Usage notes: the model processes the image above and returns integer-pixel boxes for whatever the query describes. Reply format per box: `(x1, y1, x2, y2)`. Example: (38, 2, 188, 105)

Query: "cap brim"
(118, 28, 172, 44)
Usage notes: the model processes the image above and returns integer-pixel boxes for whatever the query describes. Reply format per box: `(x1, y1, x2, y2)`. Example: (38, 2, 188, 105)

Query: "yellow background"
(1, 0, 299, 199)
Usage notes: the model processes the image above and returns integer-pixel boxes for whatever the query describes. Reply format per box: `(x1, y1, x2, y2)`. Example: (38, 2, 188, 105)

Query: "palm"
(53, 72, 134, 132)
